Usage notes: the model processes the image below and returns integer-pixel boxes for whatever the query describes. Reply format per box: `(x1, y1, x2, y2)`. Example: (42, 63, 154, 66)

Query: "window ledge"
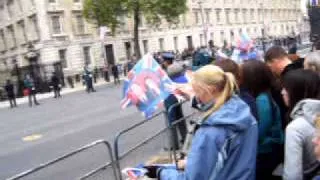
(74, 33, 91, 36)
(52, 33, 68, 37)
(9, 46, 17, 50)
(20, 42, 27, 46)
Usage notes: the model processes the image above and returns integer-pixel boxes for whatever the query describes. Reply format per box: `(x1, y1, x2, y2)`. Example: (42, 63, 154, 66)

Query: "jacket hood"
(203, 95, 256, 132)
(290, 99, 320, 125)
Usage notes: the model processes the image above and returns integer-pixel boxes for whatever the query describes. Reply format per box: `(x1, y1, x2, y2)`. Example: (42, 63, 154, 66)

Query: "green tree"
(83, 0, 187, 59)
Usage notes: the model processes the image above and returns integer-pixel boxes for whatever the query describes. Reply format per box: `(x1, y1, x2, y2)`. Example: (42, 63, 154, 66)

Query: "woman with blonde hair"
(144, 65, 258, 180)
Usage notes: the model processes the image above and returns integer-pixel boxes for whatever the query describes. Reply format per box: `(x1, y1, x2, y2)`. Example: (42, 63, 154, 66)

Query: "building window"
(74, 0, 80, 2)
(258, 9, 262, 22)
(210, 32, 214, 40)
(181, 14, 187, 27)
(17, 20, 27, 44)
(159, 38, 164, 51)
(0, 5, 4, 23)
(29, 15, 40, 40)
(205, 11, 211, 24)
(194, 11, 199, 25)
(173, 37, 178, 51)
(0, 29, 6, 51)
(250, 9, 255, 22)
(83, 46, 91, 65)
(16, 0, 22, 11)
(76, 15, 85, 34)
(59, 49, 67, 68)
(225, 10, 230, 24)
(234, 10, 239, 23)
(143, 40, 148, 54)
(7, 0, 14, 18)
(7, 25, 16, 48)
(49, 0, 56, 3)
(51, 15, 62, 34)
(119, 15, 128, 30)
(216, 10, 221, 23)
(242, 10, 246, 23)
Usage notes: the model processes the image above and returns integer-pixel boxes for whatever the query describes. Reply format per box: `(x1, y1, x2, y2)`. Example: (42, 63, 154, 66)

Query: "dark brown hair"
(264, 46, 288, 63)
(282, 69, 320, 113)
(241, 61, 276, 98)
(214, 59, 240, 81)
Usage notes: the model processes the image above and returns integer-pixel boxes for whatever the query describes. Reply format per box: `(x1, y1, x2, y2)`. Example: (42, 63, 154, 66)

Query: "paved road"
(0, 84, 171, 180)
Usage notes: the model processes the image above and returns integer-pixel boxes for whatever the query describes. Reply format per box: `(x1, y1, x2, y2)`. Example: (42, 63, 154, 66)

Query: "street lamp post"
(198, 0, 208, 47)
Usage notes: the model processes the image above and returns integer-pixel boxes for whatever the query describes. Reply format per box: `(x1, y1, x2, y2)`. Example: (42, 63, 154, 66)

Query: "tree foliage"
(83, 0, 188, 58)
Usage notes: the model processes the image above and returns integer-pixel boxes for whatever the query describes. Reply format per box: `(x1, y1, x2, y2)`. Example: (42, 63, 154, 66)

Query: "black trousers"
(8, 97, 17, 108)
(256, 144, 283, 180)
(28, 90, 39, 106)
(86, 80, 95, 93)
(113, 75, 120, 84)
(53, 88, 61, 98)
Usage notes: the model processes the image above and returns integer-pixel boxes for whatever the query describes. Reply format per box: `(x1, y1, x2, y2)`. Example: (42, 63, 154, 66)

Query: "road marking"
(22, 134, 43, 142)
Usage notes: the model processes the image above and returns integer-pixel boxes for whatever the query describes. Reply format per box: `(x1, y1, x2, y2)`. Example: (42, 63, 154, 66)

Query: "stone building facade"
(0, 0, 305, 87)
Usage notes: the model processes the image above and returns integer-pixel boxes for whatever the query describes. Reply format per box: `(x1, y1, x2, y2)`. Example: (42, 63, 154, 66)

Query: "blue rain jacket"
(160, 95, 258, 180)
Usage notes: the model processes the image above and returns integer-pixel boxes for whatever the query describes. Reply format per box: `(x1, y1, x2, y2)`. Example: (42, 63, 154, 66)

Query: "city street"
(0, 84, 170, 180)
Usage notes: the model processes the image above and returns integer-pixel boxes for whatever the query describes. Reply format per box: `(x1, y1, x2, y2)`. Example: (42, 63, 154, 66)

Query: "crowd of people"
(142, 45, 320, 180)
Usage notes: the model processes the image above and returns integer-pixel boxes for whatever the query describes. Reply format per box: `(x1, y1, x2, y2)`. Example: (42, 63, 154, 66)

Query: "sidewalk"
(0, 78, 125, 109)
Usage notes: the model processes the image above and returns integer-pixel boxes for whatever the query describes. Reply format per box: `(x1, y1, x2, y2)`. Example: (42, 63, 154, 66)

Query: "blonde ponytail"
(192, 65, 238, 119)
(203, 72, 238, 118)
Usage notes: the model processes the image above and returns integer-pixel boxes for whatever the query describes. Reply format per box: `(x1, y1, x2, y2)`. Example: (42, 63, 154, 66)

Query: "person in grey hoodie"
(282, 69, 320, 180)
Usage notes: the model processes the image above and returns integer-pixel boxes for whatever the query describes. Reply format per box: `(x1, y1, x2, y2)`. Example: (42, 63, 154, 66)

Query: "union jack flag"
(121, 54, 174, 118)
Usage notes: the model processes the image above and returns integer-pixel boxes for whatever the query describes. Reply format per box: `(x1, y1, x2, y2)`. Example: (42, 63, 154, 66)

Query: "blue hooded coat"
(160, 95, 258, 180)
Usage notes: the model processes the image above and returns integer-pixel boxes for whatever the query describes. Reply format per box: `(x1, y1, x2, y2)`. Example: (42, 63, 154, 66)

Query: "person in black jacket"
(4, 79, 17, 108)
(51, 73, 61, 98)
(111, 64, 120, 85)
(264, 46, 304, 129)
(265, 46, 303, 78)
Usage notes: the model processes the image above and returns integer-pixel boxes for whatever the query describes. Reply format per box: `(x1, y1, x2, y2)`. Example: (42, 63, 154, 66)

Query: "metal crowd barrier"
(6, 140, 118, 180)
(113, 111, 168, 180)
(113, 101, 196, 180)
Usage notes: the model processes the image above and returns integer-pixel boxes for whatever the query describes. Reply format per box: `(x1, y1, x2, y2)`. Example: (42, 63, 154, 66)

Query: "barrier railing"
(113, 111, 168, 180)
(113, 101, 196, 180)
(6, 140, 118, 180)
